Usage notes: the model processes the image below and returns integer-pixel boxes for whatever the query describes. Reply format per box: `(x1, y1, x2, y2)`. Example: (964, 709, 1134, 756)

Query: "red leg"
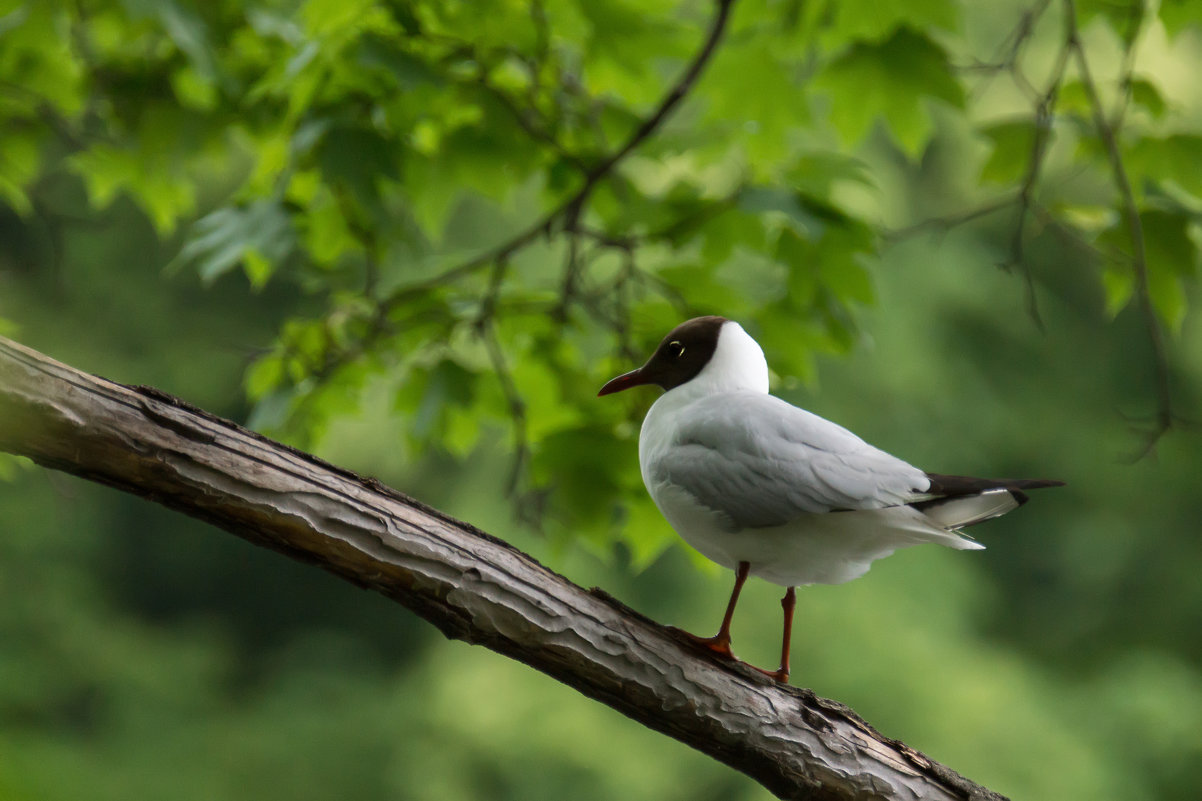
(674, 561, 750, 660)
(742, 586, 795, 683)
(774, 586, 796, 683)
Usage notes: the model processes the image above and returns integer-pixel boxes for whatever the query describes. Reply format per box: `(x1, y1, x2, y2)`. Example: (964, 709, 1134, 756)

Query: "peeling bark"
(0, 335, 1006, 801)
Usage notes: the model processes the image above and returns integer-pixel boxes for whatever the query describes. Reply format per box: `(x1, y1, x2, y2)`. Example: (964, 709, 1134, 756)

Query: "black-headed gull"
(599, 316, 1062, 682)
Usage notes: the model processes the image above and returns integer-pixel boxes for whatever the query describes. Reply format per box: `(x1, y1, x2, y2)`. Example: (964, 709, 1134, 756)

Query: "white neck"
(678, 321, 769, 397)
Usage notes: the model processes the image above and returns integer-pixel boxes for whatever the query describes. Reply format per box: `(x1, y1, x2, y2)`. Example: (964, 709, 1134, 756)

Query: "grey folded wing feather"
(650, 393, 929, 529)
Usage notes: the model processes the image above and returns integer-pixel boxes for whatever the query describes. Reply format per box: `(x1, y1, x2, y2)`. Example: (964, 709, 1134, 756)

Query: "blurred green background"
(2, 0, 1202, 799)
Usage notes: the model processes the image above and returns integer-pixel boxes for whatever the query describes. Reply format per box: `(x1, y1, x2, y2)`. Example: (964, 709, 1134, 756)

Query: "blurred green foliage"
(2, 0, 1202, 798)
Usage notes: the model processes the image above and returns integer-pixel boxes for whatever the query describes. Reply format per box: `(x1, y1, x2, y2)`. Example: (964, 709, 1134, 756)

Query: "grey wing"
(652, 393, 929, 529)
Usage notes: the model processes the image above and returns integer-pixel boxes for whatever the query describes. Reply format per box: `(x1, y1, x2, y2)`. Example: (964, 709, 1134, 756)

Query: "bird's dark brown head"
(598, 316, 727, 396)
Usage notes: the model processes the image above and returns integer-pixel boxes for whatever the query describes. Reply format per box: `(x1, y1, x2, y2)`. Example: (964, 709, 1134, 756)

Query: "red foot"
(749, 665, 790, 684)
(668, 627, 790, 683)
(667, 626, 737, 660)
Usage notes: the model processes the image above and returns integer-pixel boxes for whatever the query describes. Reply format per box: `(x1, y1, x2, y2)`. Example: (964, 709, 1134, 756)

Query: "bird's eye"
(668, 340, 685, 358)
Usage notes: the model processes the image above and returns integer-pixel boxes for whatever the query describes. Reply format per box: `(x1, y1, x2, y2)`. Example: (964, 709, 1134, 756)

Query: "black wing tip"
(925, 473, 1066, 496)
(1023, 478, 1066, 489)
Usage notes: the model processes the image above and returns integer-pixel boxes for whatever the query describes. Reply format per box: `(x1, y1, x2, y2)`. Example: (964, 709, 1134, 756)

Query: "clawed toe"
(667, 626, 737, 660)
(668, 627, 790, 683)
(665, 563, 791, 684)
(750, 664, 790, 683)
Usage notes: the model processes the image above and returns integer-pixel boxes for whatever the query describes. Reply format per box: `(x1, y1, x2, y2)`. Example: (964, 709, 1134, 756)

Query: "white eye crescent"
(669, 340, 685, 358)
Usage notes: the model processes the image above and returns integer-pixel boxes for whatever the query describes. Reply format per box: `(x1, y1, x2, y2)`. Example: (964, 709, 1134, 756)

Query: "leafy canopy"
(3, 0, 1199, 561)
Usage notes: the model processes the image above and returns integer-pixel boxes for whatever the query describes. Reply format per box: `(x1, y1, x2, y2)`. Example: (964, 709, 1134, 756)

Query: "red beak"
(597, 367, 649, 397)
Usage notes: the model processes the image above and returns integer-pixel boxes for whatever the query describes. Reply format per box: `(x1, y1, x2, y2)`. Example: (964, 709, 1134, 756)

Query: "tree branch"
(1064, 0, 1174, 456)
(573, 0, 736, 194)
(0, 334, 1006, 801)
(999, 29, 1073, 331)
(381, 0, 738, 317)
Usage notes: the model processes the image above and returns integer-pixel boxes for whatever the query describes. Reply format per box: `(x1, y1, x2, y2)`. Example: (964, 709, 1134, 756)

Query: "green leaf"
(1143, 209, 1198, 280)
(1075, 0, 1144, 44)
(1056, 79, 1092, 119)
(0, 3, 85, 116)
(819, 227, 876, 305)
(173, 201, 296, 285)
(0, 127, 41, 214)
(621, 497, 678, 570)
(242, 248, 275, 290)
(511, 355, 583, 442)
(575, 0, 691, 107)
(739, 186, 813, 231)
(776, 227, 820, 305)
(530, 424, 632, 547)
(68, 135, 199, 235)
(703, 39, 809, 165)
(1099, 209, 1199, 332)
(1160, 0, 1201, 38)
(394, 358, 483, 456)
(357, 36, 444, 90)
(170, 65, 219, 111)
(301, 189, 362, 267)
(1142, 209, 1198, 333)
(699, 207, 770, 264)
(1130, 78, 1167, 119)
(739, 185, 868, 244)
(1126, 135, 1202, 201)
(1147, 266, 1187, 334)
(245, 354, 286, 400)
(824, 0, 959, 44)
(301, 0, 391, 38)
(316, 124, 402, 214)
(1058, 204, 1118, 233)
(658, 260, 762, 319)
(816, 27, 965, 157)
(412, 360, 478, 439)
(784, 151, 876, 199)
(775, 219, 876, 307)
(1101, 262, 1135, 318)
(980, 120, 1040, 185)
(749, 315, 821, 383)
(154, 0, 218, 79)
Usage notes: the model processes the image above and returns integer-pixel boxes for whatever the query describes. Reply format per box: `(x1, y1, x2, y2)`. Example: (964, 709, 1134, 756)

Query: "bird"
(598, 315, 1062, 683)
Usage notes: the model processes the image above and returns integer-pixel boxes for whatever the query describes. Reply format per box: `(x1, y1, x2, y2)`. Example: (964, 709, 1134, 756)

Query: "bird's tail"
(911, 474, 1064, 529)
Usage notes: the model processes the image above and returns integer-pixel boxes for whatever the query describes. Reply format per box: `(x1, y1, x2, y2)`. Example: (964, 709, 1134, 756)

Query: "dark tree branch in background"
(472, 70, 588, 172)
(571, 0, 735, 197)
(1001, 24, 1073, 330)
(277, 0, 739, 398)
(390, 0, 735, 303)
(954, 0, 1050, 82)
(918, 0, 1067, 327)
(953, 0, 1061, 328)
(1063, 0, 1175, 456)
(429, 0, 736, 290)
(882, 195, 1017, 243)
(892, 0, 1177, 456)
(0, 335, 1006, 801)
(283, 0, 742, 491)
